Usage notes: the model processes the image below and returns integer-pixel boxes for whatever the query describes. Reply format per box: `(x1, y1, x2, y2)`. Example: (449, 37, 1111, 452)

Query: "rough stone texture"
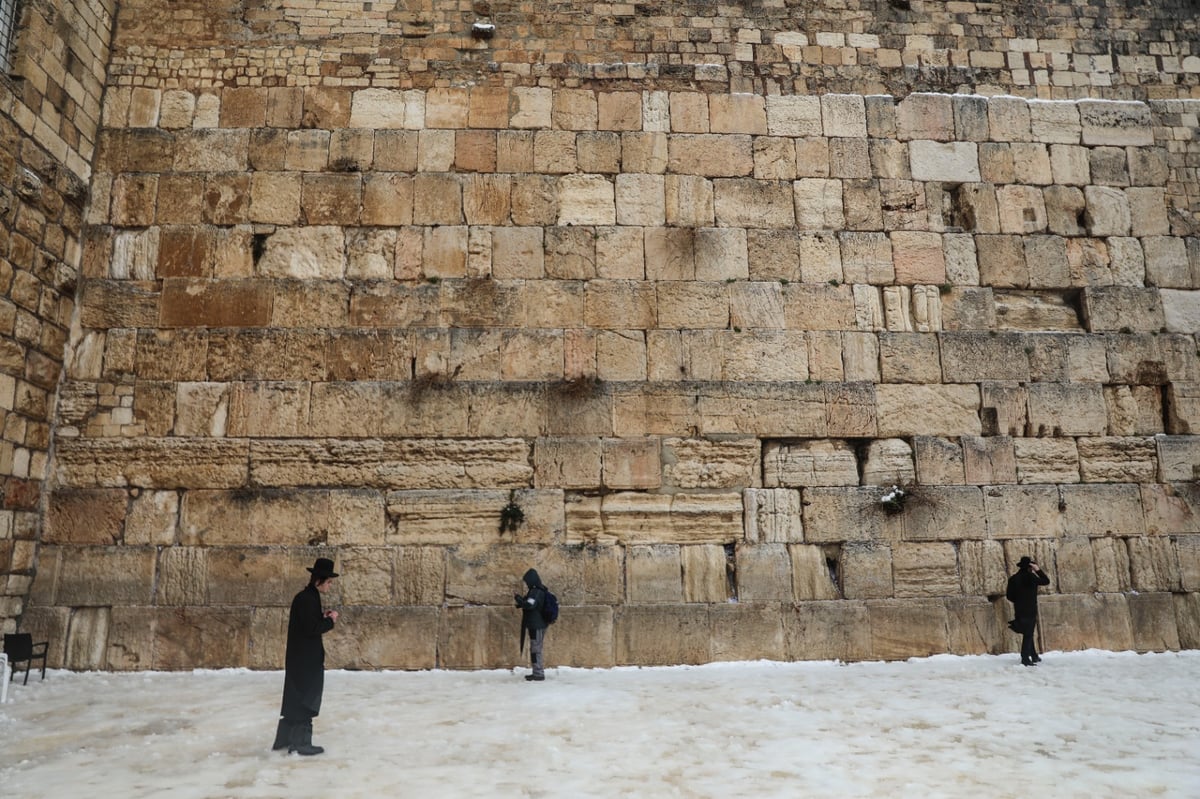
(5, 1, 1200, 669)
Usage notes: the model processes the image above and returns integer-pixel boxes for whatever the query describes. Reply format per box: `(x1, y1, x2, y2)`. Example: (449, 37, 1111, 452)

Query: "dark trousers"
(1018, 616, 1038, 663)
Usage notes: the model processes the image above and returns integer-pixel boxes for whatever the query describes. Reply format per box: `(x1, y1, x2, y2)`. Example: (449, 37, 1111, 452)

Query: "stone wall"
(0, 0, 115, 635)
(22, 77, 1200, 669)
(3, 1, 1200, 669)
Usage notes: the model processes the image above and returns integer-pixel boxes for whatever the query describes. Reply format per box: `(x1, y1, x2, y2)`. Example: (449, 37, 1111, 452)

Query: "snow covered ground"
(2, 650, 1198, 798)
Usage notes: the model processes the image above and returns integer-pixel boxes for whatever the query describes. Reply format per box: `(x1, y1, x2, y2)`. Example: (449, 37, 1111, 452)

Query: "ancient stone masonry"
(2, 1, 1199, 670)
(0, 0, 114, 638)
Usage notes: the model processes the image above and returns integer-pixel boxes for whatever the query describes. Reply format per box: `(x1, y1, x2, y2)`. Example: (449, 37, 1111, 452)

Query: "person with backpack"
(1006, 555, 1051, 667)
(514, 567, 556, 682)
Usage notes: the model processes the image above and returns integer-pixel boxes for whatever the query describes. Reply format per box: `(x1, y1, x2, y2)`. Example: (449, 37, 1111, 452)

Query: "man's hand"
(325, 609, 339, 621)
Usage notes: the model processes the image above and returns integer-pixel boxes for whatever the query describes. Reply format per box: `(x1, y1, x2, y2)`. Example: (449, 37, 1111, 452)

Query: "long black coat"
(1006, 567, 1051, 622)
(280, 585, 334, 721)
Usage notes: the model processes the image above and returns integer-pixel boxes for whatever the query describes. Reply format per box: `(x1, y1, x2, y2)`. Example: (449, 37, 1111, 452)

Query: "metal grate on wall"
(0, 0, 20, 74)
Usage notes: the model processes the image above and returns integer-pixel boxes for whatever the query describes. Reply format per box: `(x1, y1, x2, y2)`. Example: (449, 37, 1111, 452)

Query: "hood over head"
(522, 568, 542, 589)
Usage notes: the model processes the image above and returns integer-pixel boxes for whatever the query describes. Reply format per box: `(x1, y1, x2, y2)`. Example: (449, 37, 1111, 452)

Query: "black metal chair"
(3, 633, 48, 685)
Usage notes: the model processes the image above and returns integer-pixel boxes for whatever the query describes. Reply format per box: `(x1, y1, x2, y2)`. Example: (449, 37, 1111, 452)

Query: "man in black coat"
(1006, 555, 1050, 667)
(514, 568, 548, 682)
(272, 557, 339, 755)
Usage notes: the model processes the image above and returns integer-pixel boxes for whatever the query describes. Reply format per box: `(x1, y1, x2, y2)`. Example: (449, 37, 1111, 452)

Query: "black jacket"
(515, 568, 548, 654)
(1006, 567, 1051, 619)
(280, 585, 335, 720)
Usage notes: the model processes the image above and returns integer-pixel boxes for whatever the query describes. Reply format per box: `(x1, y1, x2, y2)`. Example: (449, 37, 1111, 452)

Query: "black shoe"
(1021, 660, 1037, 667)
(525, 674, 545, 681)
(1032, 655, 1042, 663)
(288, 721, 325, 756)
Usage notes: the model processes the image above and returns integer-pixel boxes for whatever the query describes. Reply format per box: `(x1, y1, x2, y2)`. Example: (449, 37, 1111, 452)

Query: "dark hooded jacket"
(515, 568, 548, 651)
(280, 584, 335, 721)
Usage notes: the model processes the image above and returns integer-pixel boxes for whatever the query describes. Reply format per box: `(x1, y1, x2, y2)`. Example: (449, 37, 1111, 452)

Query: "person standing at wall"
(514, 568, 549, 682)
(1006, 555, 1050, 667)
(272, 557, 340, 755)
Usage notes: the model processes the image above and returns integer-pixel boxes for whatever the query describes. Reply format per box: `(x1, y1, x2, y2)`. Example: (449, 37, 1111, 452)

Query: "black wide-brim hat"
(307, 557, 339, 579)
(1017, 556, 1033, 568)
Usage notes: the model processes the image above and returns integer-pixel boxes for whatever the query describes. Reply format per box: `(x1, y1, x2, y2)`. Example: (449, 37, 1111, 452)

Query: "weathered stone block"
(959, 540, 1007, 597)
(1078, 100, 1153, 146)
(1040, 593, 1133, 652)
(627, 544, 682, 603)
(744, 488, 803, 544)
(1093, 537, 1133, 592)
(710, 603, 785, 661)
(735, 543, 792, 602)
(1129, 537, 1181, 592)
(327, 607, 439, 670)
(784, 600, 871, 661)
(867, 599, 949, 659)
(682, 544, 729, 603)
(44, 488, 126, 545)
(909, 141, 980, 182)
(614, 605, 711, 665)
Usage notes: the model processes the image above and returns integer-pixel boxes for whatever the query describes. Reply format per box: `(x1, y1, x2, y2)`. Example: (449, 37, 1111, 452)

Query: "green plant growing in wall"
(499, 490, 525, 534)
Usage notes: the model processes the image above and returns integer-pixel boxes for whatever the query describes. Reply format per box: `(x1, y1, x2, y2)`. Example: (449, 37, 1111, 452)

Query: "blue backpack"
(540, 588, 559, 625)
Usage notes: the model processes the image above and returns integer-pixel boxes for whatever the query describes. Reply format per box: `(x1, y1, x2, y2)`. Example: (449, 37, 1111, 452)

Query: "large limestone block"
(984, 485, 1067, 539)
(226, 381, 310, 438)
(878, 333, 941, 384)
(442, 544, 544, 608)
(714, 178, 794, 228)
(614, 605, 712, 665)
(789, 545, 840, 600)
(206, 547, 328, 606)
(60, 607, 112, 671)
(682, 544, 730, 603)
(694, 227, 749, 281)
(626, 544, 683, 603)
(43, 488, 126, 545)
(349, 88, 418, 129)
(665, 174, 715, 226)
(1082, 186, 1131, 236)
(763, 436, 859, 484)
(861, 439, 914, 486)
(1077, 437, 1158, 483)
(550, 605, 616, 668)
(896, 486, 987, 543)
(325, 607, 439, 670)
(1054, 536, 1098, 593)
(1026, 383, 1107, 436)
(51, 542, 156, 604)
(987, 97, 1032, 142)
(1078, 100, 1153, 146)
(875, 384, 981, 437)
(710, 94, 767, 135)
(946, 597, 1007, 655)
(126, 490, 180, 545)
(1162, 290, 1200, 339)
(909, 141, 980, 182)
(962, 435, 1017, 485)
(841, 542, 894, 599)
(598, 491, 742, 545)
(709, 603, 785, 662)
(663, 437, 759, 489)
(1128, 537, 1181, 592)
(327, 547, 394, 606)
(1177, 536, 1200, 592)
(890, 231, 946, 285)
(668, 134, 753, 177)
(1093, 537, 1133, 592)
(821, 94, 867, 138)
(996, 185, 1047, 234)
(802, 486, 892, 544)
(180, 484, 384, 547)
(533, 437, 602, 489)
(1177, 594, 1200, 650)
(54, 438, 249, 489)
(959, 540, 1007, 597)
(744, 488, 803, 544)
(1040, 593, 1134, 653)
(1028, 100, 1081, 144)
(601, 437, 661, 490)
(1141, 484, 1200, 536)
(895, 93, 954, 141)
(614, 173, 664, 226)
(735, 543, 792, 602)
(729, 281, 786, 328)
(156, 546, 208, 605)
(154, 607, 253, 670)
(1156, 436, 1200, 481)
(793, 178, 844, 229)
(248, 438, 532, 490)
(784, 600, 871, 661)
(396, 547, 446, 606)
(1012, 438, 1080, 484)
(437, 607, 522, 670)
(765, 95, 822, 137)
(1128, 593, 1181, 652)
(914, 436, 966, 485)
(867, 599, 949, 660)
(388, 490, 563, 546)
(892, 542, 959, 598)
